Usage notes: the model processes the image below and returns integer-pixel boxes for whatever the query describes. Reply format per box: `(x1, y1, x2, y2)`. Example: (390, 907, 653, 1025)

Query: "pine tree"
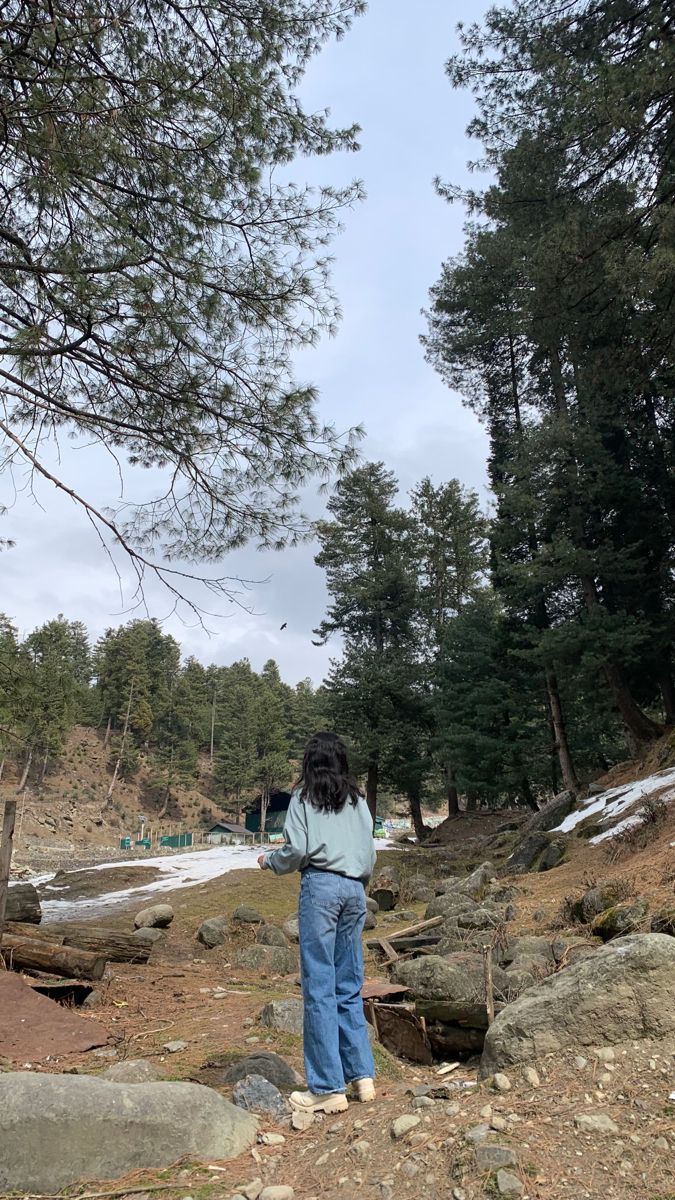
(1, 2, 365, 605)
(315, 463, 418, 820)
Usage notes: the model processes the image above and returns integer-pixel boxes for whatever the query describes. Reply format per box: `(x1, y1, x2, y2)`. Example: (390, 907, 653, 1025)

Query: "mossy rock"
(651, 907, 675, 937)
(591, 899, 649, 941)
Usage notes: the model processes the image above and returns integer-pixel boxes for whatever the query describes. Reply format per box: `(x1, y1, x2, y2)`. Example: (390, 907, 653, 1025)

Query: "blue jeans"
(298, 867, 376, 1094)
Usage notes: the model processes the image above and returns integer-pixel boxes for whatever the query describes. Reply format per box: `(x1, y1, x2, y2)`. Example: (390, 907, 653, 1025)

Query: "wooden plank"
(385, 915, 445, 939)
(483, 943, 495, 1026)
(0, 800, 17, 937)
(378, 937, 399, 964)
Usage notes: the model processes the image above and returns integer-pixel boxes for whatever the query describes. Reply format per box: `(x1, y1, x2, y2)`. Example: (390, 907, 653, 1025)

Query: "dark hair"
(298, 731, 360, 814)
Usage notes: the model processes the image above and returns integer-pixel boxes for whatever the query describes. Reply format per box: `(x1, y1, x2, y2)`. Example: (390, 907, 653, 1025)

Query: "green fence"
(158, 832, 193, 849)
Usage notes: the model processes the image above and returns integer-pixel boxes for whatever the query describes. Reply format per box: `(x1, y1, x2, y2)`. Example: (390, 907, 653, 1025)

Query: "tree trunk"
(16, 747, 33, 794)
(260, 784, 269, 836)
(4, 881, 41, 924)
(465, 790, 478, 812)
(0, 758, 4, 782)
(657, 664, 675, 725)
(371, 866, 400, 912)
(6, 922, 152, 964)
(519, 775, 538, 811)
(0, 799, 17, 936)
(40, 751, 49, 783)
(602, 659, 662, 748)
(408, 790, 428, 842)
(366, 760, 378, 826)
(210, 686, 217, 766)
(105, 679, 134, 807)
(103, 716, 112, 749)
(545, 668, 579, 795)
(0, 934, 107, 980)
(446, 762, 459, 817)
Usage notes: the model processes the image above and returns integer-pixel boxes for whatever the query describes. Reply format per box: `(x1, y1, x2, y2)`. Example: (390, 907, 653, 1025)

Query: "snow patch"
(39, 839, 391, 921)
(554, 767, 675, 835)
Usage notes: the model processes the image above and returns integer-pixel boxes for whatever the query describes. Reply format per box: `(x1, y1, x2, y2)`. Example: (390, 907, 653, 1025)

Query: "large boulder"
(568, 883, 626, 925)
(0, 1074, 257, 1194)
(232, 904, 264, 924)
(101, 1059, 164, 1084)
(505, 834, 551, 874)
(256, 924, 289, 948)
(538, 840, 567, 871)
(197, 916, 228, 949)
(480, 934, 675, 1076)
(591, 899, 649, 941)
(500, 936, 555, 967)
(282, 916, 300, 942)
(425, 892, 479, 921)
(392, 953, 511, 1004)
(524, 791, 575, 833)
(134, 903, 174, 930)
(205, 1051, 301, 1093)
(455, 862, 495, 901)
(651, 907, 675, 937)
(259, 999, 304, 1036)
(237, 945, 297, 976)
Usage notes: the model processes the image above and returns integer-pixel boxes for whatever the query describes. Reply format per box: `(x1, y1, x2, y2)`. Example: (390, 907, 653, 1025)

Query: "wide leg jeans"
(298, 867, 376, 1095)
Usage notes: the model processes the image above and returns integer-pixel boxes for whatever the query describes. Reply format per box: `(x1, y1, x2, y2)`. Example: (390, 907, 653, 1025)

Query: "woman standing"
(259, 731, 376, 1114)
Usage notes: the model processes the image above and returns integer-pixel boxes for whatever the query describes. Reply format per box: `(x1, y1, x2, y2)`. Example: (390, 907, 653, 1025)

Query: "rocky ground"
(3, 792, 674, 1200)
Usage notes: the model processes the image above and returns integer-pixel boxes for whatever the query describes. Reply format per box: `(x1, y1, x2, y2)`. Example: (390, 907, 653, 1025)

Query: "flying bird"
(280, 622, 287, 631)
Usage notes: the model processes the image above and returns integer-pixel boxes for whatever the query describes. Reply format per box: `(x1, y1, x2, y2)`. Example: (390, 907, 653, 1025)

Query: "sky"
(1, 0, 490, 685)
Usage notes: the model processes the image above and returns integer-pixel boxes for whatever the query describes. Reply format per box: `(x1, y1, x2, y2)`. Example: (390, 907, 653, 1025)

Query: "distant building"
(206, 821, 253, 845)
(245, 791, 292, 834)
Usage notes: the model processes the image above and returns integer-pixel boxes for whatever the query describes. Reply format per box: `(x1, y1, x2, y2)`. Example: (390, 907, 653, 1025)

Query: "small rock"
(574, 1056, 588, 1070)
(350, 1140, 370, 1158)
(401, 1161, 418, 1178)
(259, 999, 304, 1037)
(523, 1066, 540, 1087)
(291, 1110, 314, 1131)
(574, 1113, 619, 1134)
(82, 991, 101, 1009)
(594, 1047, 615, 1063)
(496, 1169, 524, 1196)
(598, 1072, 612, 1086)
(480, 1104, 493, 1120)
(163, 1041, 187, 1053)
(232, 1075, 289, 1120)
(452, 1190, 467, 1200)
(493, 1073, 512, 1093)
(476, 1145, 518, 1170)
(465, 1124, 491, 1144)
(239, 1180, 263, 1200)
(490, 1116, 508, 1132)
(259, 1189, 294, 1200)
(411, 1096, 434, 1110)
(259, 1132, 286, 1146)
(391, 1114, 421, 1140)
(445, 1103, 461, 1117)
(655, 1137, 669, 1151)
(134, 903, 174, 930)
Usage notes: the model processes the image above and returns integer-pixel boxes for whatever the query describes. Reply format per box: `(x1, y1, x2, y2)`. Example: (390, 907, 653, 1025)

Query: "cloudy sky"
(1, 0, 490, 684)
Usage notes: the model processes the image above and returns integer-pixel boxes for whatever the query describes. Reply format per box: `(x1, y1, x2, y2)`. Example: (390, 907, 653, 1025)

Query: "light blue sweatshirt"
(263, 789, 376, 884)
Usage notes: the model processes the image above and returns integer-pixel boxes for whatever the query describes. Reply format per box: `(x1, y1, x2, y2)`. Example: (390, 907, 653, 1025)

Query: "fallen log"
(6, 882, 41, 924)
(370, 866, 400, 912)
(5, 922, 152, 964)
(0, 934, 107, 981)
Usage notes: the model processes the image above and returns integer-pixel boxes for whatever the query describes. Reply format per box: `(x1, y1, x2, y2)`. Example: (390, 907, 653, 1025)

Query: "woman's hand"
(257, 854, 267, 869)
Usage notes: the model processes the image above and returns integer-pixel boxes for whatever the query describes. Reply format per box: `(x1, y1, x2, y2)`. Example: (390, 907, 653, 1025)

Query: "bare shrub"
(602, 795, 669, 862)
